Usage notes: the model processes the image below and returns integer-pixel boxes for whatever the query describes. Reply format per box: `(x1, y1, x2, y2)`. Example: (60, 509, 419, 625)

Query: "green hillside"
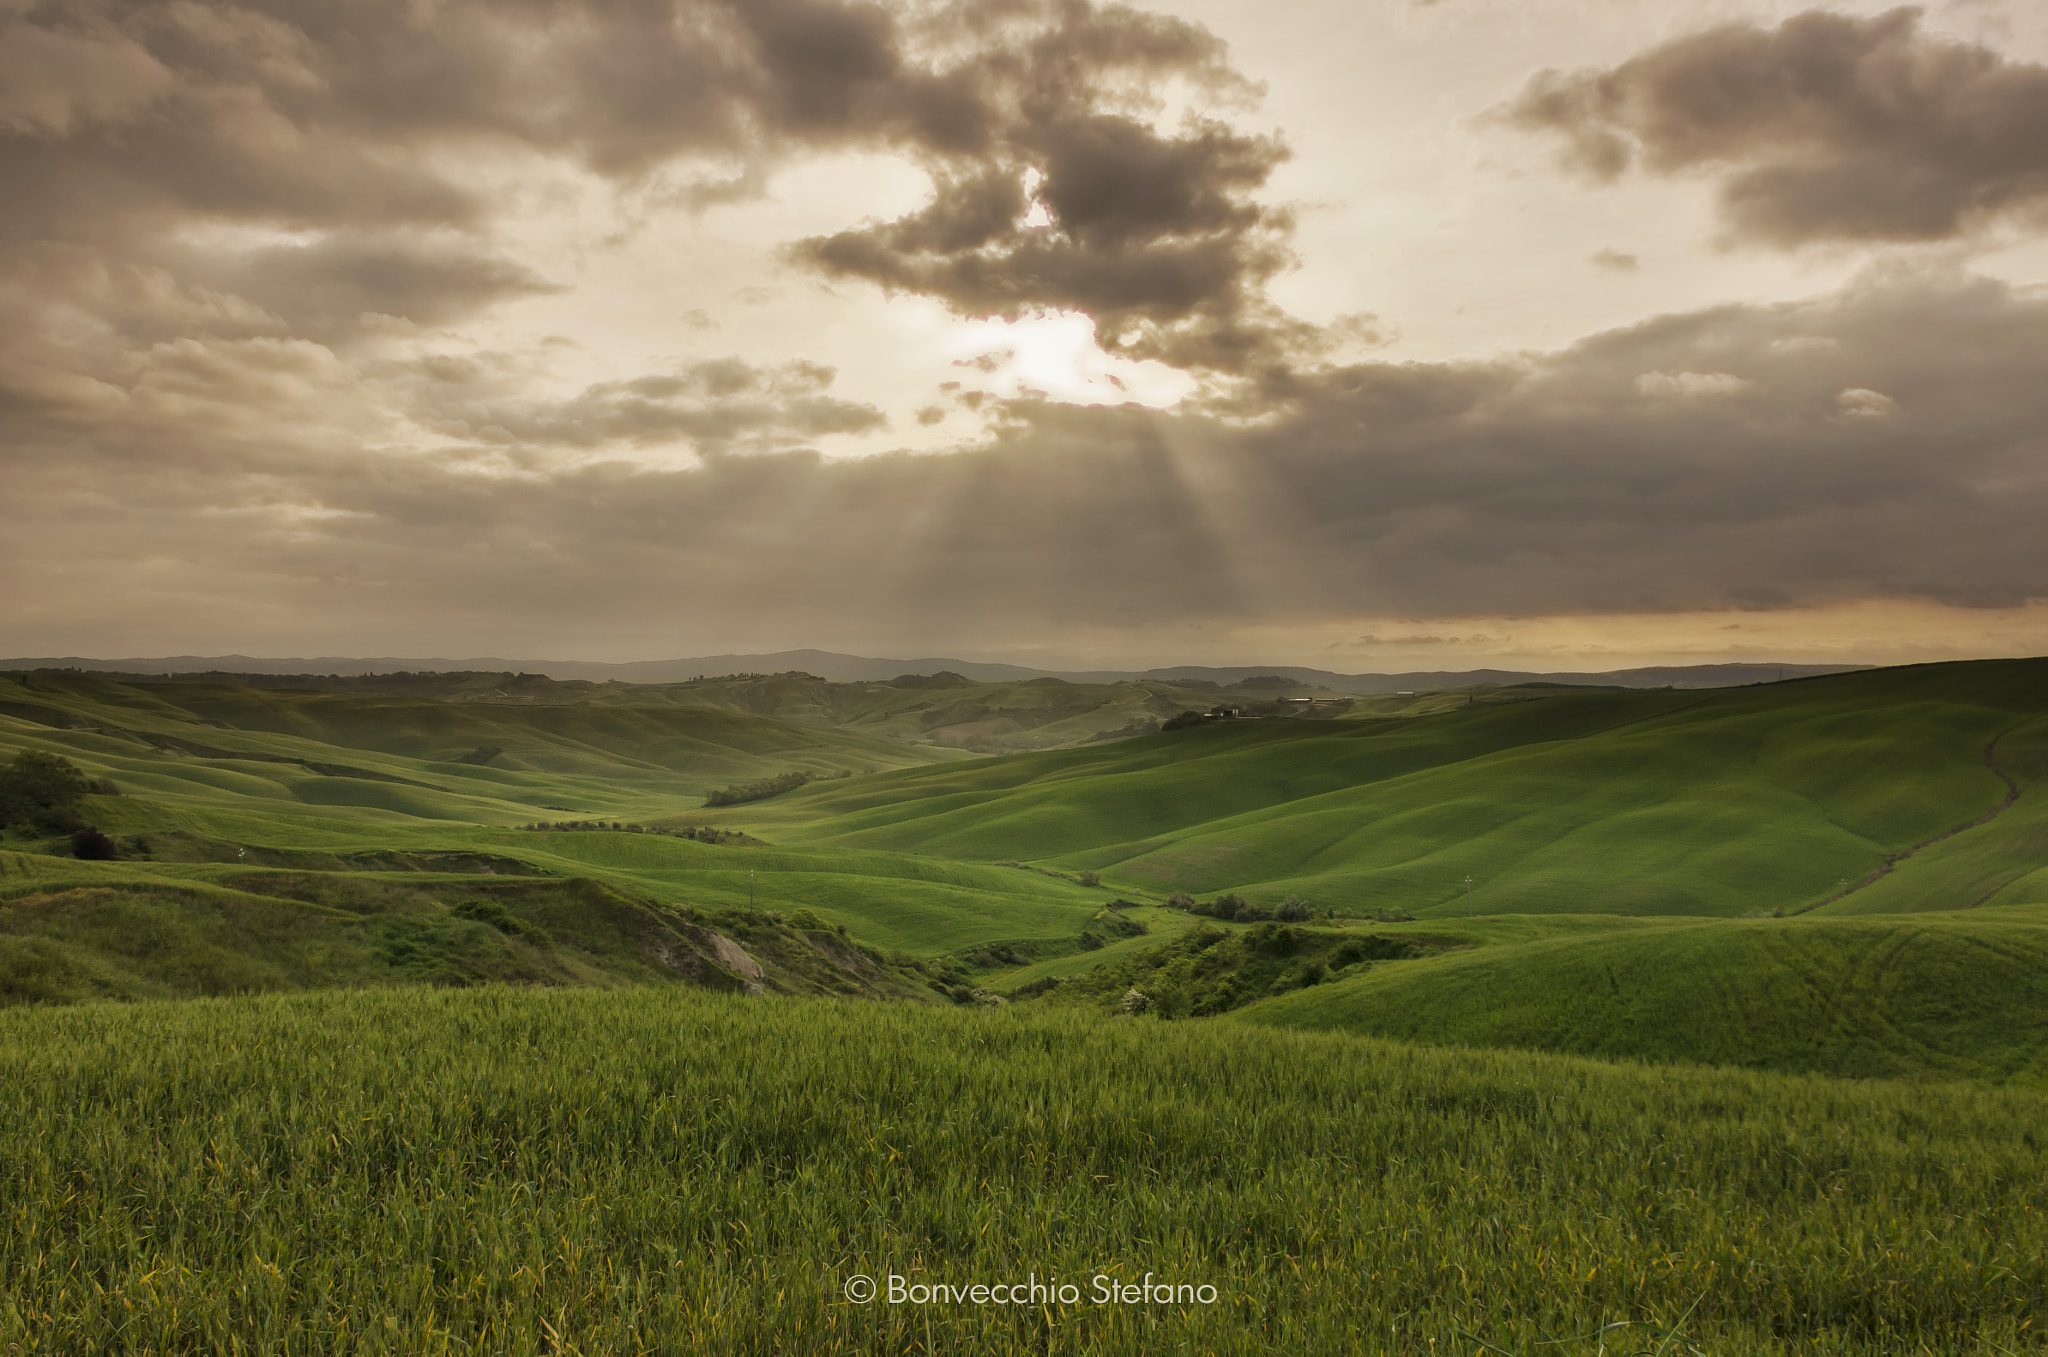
(0, 669, 955, 800)
(19, 665, 1374, 762)
(732, 658, 2048, 921)
(1228, 907, 2048, 1084)
(0, 671, 1129, 1005)
(10, 656, 2048, 1092)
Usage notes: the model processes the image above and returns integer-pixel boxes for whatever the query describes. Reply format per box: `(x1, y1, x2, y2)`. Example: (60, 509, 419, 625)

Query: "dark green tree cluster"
(703, 770, 814, 807)
(1177, 892, 1314, 923)
(519, 821, 750, 844)
(0, 750, 116, 833)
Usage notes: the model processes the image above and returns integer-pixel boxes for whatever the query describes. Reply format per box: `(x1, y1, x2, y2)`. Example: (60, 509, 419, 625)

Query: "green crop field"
(2, 986, 2043, 1355)
(1228, 906, 2048, 1084)
(5, 658, 2048, 1350)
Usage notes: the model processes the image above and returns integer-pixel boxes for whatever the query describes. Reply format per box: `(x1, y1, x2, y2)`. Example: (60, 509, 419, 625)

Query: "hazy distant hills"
(1, 649, 1864, 692)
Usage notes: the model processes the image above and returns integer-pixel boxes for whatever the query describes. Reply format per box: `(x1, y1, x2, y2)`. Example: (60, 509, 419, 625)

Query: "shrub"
(1076, 870, 1101, 888)
(1121, 988, 1151, 1014)
(1252, 924, 1298, 958)
(1166, 892, 1196, 911)
(452, 899, 542, 942)
(69, 826, 117, 860)
(1275, 895, 1312, 923)
(1192, 893, 1247, 920)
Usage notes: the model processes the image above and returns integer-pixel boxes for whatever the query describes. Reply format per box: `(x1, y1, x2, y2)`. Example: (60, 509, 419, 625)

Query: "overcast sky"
(5, 0, 2047, 670)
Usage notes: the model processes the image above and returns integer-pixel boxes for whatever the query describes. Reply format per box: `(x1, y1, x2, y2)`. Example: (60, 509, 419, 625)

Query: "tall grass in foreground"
(0, 989, 2042, 1355)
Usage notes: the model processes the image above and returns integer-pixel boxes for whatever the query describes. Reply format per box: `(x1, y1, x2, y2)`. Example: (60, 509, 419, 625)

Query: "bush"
(1166, 892, 1196, 911)
(452, 899, 543, 942)
(1121, 988, 1151, 1014)
(69, 826, 117, 860)
(1275, 895, 1312, 923)
(1191, 893, 1248, 920)
(1076, 870, 1100, 888)
(0, 750, 97, 832)
(1251, 924, 1298, 958)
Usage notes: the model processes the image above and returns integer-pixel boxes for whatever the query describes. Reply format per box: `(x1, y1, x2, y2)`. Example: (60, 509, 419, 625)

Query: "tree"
(1161, 710, 1205, 731)
(1275, 894, 1312, 923)
(0, 750, 96, 832)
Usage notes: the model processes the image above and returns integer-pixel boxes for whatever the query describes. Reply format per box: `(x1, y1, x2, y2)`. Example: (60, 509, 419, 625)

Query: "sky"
(4, 0, 2048, 672)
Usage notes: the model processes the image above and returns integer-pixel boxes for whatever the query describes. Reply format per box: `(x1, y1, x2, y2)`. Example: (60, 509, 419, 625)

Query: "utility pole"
(1465, 873, 1473, 918)
(750, 869, 756, 911)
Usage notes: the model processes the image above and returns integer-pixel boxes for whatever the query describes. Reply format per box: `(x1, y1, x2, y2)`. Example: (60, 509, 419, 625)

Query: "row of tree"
(703, 767, 850, 807)
(1166, 891, 1315, 923)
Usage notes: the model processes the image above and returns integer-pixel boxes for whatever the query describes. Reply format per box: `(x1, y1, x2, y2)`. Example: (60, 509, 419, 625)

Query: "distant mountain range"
(1, 649, 1867, 693)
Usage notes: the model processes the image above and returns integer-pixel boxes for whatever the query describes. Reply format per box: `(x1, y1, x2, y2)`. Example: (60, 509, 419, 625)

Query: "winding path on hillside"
(1797, 731, 2023, 914)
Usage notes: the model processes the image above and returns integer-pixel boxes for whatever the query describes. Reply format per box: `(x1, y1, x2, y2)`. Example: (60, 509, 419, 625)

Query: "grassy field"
(727, 659, 2048, 920)
(1227, 906, 2048, 1084)
(1, 985, 2042, 1354)
(6, 660, 2048, 1348)
(0, 667, 1129, 998)
(0, 670, 959, 808)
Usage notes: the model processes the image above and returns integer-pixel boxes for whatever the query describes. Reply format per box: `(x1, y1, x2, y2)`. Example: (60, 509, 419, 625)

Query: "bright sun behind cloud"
(947, 312, 1196, 410)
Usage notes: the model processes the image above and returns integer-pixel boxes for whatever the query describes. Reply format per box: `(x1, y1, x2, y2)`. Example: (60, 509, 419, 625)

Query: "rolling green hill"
(0, 670, 1130, 1005)
(1226, 906, 2048, 1085)
(0, 669, 956, 799)
(9, 655, 2048, 1092)
(728, 658, 2048, 921)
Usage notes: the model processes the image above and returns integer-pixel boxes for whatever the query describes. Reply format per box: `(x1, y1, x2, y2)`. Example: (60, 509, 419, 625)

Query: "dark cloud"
(0, 0, 1297, 359)
(792, 5, 1302, 373)
(1507, 7, 2048, 246)
(404, 356, 886, 456)
(8, 269, 2048, 654)
(206, 234, 564, 337)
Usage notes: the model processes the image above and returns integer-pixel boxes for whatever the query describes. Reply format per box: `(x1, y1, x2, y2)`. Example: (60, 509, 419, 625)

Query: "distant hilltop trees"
(888, 672, 973, 689)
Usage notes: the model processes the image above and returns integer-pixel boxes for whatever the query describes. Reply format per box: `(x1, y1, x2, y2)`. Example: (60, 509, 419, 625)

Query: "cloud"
(790, 15, 1304, 373)
(404, 356, 886, 458)
(9, 268, 2048, 653)
(1506, 7, 2048, 246)
(1836, 387, 1898, 420)
(202, 233, 564, 338)
(1633, 370, 1751, 399)
(1, 0, 1301, 362)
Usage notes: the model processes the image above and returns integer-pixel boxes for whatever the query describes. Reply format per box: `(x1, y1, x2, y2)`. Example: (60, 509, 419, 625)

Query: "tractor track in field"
(1796, 731, 2022, 915)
